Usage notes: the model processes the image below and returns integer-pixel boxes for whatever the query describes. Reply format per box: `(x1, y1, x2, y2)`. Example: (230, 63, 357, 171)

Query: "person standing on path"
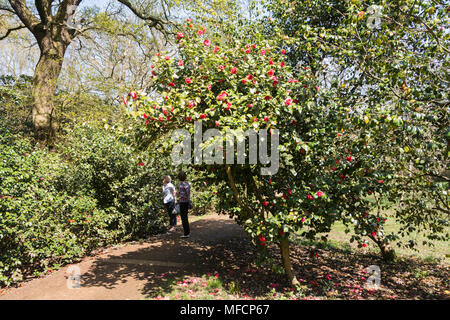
(176, 170, 191, 238)
(162, 175, 177, 232)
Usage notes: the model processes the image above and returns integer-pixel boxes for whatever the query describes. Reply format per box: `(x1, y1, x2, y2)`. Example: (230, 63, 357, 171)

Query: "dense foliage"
(0, 120, 168, 287)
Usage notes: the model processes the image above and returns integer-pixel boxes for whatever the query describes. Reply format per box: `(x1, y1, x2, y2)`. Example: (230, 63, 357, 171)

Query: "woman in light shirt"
(162, 175, 177, 231)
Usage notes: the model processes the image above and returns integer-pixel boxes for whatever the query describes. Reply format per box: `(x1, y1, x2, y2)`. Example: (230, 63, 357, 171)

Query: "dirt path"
(0, 214, 249, 300)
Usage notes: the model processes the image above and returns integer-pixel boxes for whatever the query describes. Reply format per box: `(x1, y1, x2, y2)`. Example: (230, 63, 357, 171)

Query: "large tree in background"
(0, 0, 172, 146)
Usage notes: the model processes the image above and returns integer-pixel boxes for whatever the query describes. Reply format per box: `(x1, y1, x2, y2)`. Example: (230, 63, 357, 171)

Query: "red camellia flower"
(203, 39, 211, 46)
(264, 95, 272, 100)
(253, 117, 258, 122)
(285, 98, 292, 106)
(301, 217, 306, 222)
(264, 116, 269, 122)
(378, 180, 384, 184)
(269, 59, 274, 65)
(185, 78, 192, 84)
(217, 92, 227, 100)
(362, 243, 367, 248)
(261, 49, 266, 55)
(307, 194, 313, 200)
(245, 48, 251, 53)
(130, 92, 137, 100)
(241, 79, 247, 84)
(207, 84, 212, 90)
(267, 69, 274, 76)
(225, 102, 232, 110)
(215, 121, 220, 127)
(371, 231, 377, 237)
(178, 60, 184, 66)
(143, 113, 148, 119)
(281, 49, 286, 54)
(198, 29, 204, 36)
(247, 74, 253, 80)
(164, 55, 170, 60)
(288, 189, 292, 195)
(176, 32, 184, 39)
(186, 116, 192, 122)
(280, 61, 285, 67)
(346, 156, 353, 162)
(247, 104, 253, 108)
(218, 65, 225, 71)
(200, 114, 206, 119)
(230, 67, 237, 74)
(138, 162, 145, 166)
(316, 190, 324, 197)
(188, 101, 194, 108)
(168, 82, 175, 87)
(263, 201, 269, 206)
(214, 46, 219, 53)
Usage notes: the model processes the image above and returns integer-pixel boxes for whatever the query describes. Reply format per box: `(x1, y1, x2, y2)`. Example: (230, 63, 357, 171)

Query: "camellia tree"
(127, 15, 392, 285)
(267, 0, 449, 258)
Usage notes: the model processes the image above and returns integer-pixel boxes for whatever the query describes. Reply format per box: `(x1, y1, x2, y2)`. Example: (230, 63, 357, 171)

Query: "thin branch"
(0, 23, 26, 40)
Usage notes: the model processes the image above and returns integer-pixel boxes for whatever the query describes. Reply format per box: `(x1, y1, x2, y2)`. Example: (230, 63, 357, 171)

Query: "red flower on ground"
(316, 191, 324, 197)
(203, 39, 211, 46)
(230, 67, 237, 74)
(185, 78, 192, 84)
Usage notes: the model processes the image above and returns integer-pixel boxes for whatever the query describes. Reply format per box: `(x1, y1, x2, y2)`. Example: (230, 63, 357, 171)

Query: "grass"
(322, 211, 449, 263)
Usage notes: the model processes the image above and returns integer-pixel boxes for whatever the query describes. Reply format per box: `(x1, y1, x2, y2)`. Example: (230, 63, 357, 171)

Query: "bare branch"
(116, 0, 170, 30)
(0, 23, 26, 40)
(7, 0, 41, 31)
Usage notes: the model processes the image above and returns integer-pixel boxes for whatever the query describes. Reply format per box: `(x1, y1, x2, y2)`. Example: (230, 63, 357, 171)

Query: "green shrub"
(0, 123, 169, 287)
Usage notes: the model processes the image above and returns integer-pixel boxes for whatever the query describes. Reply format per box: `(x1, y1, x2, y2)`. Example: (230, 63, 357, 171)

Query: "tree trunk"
(278, 236, 299, 286)
(369, 235, 396, 262)
(32, 43, 65, 147)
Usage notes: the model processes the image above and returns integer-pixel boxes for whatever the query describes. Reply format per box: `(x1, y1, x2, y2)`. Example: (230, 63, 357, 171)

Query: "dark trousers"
(179, 202, 190, 236)
(164, 201, 176, 226)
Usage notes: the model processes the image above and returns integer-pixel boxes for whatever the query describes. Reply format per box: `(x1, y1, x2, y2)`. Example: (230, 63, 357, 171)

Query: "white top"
(163, 183, 175, 204)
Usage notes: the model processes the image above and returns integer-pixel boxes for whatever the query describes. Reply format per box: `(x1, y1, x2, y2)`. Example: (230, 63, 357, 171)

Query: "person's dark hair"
(177, 170, 187, 181)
